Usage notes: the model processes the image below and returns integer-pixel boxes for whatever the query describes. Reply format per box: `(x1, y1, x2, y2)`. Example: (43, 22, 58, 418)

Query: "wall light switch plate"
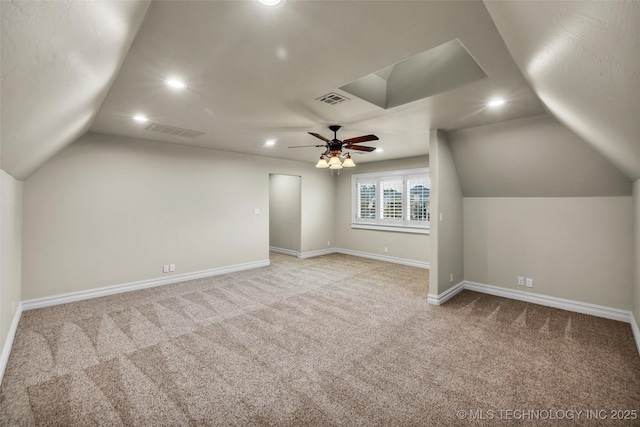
(169, 264, 175, 272)
(526, 278, 533, 288)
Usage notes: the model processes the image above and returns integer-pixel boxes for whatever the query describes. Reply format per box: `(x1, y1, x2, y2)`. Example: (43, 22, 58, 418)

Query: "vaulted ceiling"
(485, 1, 640, 181)
(1, 1, 638, 181)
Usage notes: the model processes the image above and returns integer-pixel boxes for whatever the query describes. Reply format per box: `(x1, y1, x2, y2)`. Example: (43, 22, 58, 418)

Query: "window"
(352, 168, 429, 234)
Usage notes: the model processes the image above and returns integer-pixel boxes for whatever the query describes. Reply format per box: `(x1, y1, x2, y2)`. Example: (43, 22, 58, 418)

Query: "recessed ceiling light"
(275, 46, 288, 60)
(165, 79, 186, 89)
(487, 98, 506, 108)
(133, 114, 149, 123)
(259, 0, 281, 5)
(265, 139, 276, 146)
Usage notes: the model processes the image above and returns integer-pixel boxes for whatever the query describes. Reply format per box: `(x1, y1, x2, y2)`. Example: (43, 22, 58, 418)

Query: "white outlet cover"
(517, 276, 524, 286)
(526, 278, 533, 287)
(170, 264, 175, 272)
(163, 265, 169, 273)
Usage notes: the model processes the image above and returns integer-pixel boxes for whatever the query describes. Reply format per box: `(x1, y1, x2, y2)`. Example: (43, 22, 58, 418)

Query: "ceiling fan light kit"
(315, 157, 329, 168)
(328, 155, 342, 167)
(290, 125, 378, 171)
(342, 153, 356, 168)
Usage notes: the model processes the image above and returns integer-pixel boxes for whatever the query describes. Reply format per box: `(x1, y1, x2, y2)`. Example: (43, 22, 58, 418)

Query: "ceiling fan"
(288, 125, 379, 169)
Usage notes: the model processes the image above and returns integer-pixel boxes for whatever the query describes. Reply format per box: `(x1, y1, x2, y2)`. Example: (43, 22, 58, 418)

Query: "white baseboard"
(335, 248, 430, 269)
(22, 259, 270, 311)
(297, 248, 335, 259)
(296, 247, 429, 269)
(269, 246, 300, 257)
(631, 314, 640, 356)
(428, 281, 465, 305)
(461, 281, 632, 323)
(0, 302, 23, 386)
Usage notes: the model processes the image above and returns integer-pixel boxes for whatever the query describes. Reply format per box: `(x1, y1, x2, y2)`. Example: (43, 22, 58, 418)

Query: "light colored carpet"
(1, 253, 638, 425)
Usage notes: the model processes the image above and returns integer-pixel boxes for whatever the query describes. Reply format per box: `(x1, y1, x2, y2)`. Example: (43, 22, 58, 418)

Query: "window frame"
(351, 167, 430, 234)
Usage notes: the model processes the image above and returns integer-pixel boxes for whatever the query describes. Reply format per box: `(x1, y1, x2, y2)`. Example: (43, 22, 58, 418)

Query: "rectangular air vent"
(145, 123, 205, 138)
(316, 92, 350, 105)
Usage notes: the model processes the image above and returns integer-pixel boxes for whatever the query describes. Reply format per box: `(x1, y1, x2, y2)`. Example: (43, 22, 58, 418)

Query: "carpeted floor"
(1, 253, 638, 426)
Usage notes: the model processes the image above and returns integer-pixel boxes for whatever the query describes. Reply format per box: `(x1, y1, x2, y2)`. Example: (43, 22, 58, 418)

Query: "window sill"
(351, 223, 430, 235)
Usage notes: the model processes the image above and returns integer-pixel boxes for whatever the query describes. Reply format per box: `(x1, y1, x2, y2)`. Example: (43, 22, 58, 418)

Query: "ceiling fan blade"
(308, 132, 330, 143)
(288, 144, 326, 148)
(343, 134, 379, 144)
(345, 145, 377, 152)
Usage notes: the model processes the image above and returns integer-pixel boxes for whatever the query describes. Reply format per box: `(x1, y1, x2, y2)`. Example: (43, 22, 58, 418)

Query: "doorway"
(269, 174, 301, 256)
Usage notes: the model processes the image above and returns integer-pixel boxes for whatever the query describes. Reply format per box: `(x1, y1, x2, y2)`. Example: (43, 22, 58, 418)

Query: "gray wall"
(22, 133, 334, 300)
(447, 114, 634, 310)
(334, 156, 429, 263)
(0, 170, 23, 350)
(269, 174, 301, 253)
(464, 197, 633, 310)
(429, 130, 464, 297)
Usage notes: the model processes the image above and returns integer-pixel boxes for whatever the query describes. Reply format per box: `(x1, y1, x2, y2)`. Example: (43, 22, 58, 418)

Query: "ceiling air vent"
(145, 122, 205, 138)
(316, 92, 350, 105)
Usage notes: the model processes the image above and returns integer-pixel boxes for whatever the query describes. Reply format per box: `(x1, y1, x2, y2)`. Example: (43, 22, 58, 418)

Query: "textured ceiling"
(89, 0, 544, 168)
(3, 0, 545, 179)
(0, 1, 150, 179)
(485, 1, 640, 181)
(1, 1, 636, 181)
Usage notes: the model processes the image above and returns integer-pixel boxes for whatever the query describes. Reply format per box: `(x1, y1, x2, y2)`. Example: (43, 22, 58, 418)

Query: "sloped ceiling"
(0, 1, 150, 180)
(447, 114, 632, 197)
(89, 1, 543, 168)
(3, 1, 546, 180)
(3, 1, 635, 183)
(484, 1, 640, 181)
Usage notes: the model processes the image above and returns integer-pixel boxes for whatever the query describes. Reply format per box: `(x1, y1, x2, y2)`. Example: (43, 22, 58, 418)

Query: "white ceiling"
(1, 1, 637, 181)
(485, 1, 640, 181)
(0, 0, 150, 179)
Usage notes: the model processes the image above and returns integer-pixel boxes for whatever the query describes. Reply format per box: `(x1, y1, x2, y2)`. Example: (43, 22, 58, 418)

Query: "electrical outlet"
(163, 265, 169, 273)
(384, 247, 388, 253)
(526, 278, 533, 288)
(327, 241, 330, 247)
(449, 273, 454, 283)
(169, 264, 175, 272)
(517, 276, 524, 286)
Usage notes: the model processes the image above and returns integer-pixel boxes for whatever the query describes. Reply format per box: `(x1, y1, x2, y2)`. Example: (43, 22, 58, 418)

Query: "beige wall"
(1, 170, 23, 348)
(464, 197, 633, 310)
(269, 174, 301, 252)
(22, 133, 334, 300)
(634, 180, 640, 325)
(429, 130, 464, 297)
(334, 156, 429, 263)
(447, 115, 631, 197)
